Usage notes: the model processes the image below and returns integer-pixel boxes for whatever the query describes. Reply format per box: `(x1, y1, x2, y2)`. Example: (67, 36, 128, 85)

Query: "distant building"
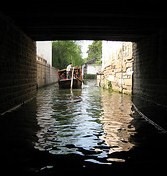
(36, 41, 52, 66)
(36, 41, 58, 88)
(83, 58, 102, 76)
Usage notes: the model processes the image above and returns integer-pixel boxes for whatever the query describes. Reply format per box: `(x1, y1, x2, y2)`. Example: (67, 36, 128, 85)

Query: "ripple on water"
(35, 81, 135, 165)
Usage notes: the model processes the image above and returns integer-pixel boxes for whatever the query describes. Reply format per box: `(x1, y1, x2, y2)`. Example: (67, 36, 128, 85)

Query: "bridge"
(1, 2, 166, 41)
(0, 2, 167, 129)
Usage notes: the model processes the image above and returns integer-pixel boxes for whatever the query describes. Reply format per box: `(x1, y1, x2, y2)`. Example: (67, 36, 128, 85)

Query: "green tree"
(86, 41, 102, 64)
(52, 40, 84, 69)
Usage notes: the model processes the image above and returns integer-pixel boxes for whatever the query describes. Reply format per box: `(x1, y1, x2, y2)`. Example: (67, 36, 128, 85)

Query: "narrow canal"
(0, 79, 167, 176)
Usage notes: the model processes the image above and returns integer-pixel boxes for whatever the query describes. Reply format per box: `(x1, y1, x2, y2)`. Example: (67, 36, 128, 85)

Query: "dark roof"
(85, 58, 97, 64)
(1, 2, 166, 41)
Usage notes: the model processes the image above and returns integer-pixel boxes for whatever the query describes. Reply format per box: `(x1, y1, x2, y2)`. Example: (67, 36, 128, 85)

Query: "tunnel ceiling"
(1, 2, 166, 41)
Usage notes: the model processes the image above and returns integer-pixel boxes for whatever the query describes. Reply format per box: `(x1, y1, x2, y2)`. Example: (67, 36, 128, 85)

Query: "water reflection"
(1, 80, 167, 175)
(100, 91, 135, 153)
(35, 80, 135, 164)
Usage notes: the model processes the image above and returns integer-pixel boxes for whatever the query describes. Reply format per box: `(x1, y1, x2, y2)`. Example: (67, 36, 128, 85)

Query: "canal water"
(0, 79, 167, 176)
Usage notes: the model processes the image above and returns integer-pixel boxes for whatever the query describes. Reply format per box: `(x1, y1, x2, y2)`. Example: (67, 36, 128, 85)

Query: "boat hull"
(58, 78, 82, 89)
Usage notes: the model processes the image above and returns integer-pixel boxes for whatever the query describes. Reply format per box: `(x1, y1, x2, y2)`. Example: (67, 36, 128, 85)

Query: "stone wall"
(0, 13, 37, 114)
(36, 56, 58, 89)
(99, 42, 133, 94)
(132, 33, 167, 106)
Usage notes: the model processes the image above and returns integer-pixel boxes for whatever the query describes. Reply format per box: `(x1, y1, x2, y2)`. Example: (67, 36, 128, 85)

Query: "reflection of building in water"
(99, 92, 136, 154)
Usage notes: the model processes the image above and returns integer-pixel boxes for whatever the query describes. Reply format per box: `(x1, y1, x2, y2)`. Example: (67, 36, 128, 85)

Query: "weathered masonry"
(0, 2, 167, 129)
(99, 41, 133, 94)
(0, 14, 37, 114)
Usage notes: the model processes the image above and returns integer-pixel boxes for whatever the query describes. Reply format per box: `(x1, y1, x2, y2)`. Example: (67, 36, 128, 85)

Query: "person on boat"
(66, 63, 72, 79)
(74, 69, 80, 79)
(59, 72, 66, 79)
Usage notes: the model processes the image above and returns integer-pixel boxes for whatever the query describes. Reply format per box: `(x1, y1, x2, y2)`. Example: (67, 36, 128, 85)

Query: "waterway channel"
(0, 79, 167, 176)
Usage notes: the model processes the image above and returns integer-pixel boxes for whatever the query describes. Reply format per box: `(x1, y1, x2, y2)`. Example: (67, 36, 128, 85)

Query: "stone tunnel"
(0, 2, 167, 129)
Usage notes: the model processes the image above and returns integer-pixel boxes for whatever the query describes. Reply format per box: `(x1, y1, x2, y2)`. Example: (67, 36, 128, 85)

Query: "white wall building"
(87, 64, 101, 74)
(36, 41, 52, 66)
(102, 41, 123, 69)
(36, 41, 58, 88)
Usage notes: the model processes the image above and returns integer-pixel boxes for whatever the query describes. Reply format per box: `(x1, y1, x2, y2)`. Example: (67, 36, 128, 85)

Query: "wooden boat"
(58, 66, 83, 89)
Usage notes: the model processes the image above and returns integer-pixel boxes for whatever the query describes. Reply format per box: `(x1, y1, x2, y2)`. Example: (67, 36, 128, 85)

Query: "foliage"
(52, 41, 84, 69)
(86, 41, 102, 65)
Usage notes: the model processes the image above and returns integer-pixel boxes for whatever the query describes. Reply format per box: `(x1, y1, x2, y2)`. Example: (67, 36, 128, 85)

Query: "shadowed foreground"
(1, 83, 167, 176)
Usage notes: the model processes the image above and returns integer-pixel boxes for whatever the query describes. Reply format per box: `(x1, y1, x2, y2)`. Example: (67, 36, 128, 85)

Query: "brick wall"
(0, 13, 37, 114)
(36, 56, 58, 88)
(133, 33, 167, 106)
